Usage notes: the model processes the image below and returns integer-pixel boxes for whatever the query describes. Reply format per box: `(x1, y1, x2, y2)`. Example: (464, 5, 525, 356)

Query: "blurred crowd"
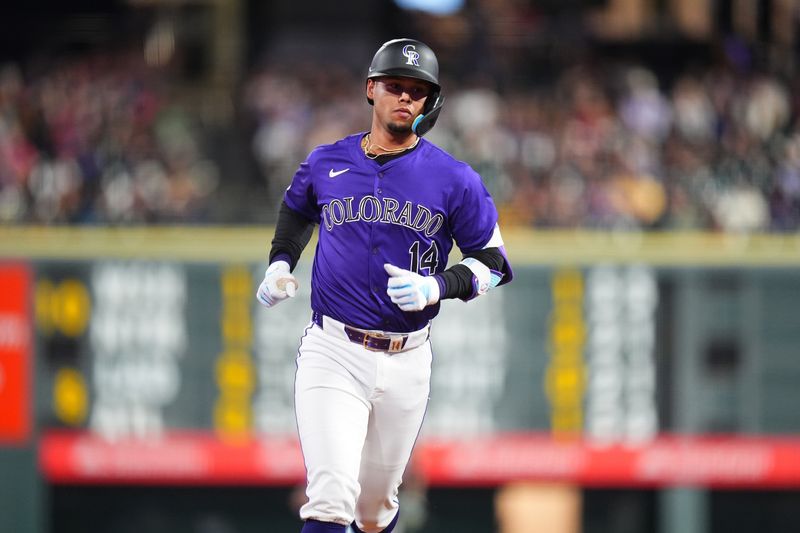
(244, 59, 800, 232)
(3, 49, 800, 232)
(0, 53, 218, 224)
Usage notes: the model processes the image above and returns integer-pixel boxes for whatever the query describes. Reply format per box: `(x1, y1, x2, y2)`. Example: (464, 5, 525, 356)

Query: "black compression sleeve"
(437, 265, 474, 300)
(437, 247, 505, 300)
(464, 247, 505, 271)
(268, 201, 315, 271)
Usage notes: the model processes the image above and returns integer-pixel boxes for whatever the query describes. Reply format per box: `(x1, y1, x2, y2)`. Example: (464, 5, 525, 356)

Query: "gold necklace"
(362, 133, 419, 160)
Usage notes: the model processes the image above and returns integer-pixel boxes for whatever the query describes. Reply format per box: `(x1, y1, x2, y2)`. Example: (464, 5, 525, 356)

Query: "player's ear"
(366, 79, 376, 105)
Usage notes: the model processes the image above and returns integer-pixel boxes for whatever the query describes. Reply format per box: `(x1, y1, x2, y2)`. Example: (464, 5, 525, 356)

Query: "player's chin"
(387, 121, 413, 134)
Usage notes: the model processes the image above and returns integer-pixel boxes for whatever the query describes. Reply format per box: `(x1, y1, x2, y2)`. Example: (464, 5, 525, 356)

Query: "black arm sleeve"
(268, 201, 315, 271)
(437, 247, 505, 300)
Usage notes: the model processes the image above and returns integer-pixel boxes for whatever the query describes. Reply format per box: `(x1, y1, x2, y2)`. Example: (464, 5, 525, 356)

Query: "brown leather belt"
(312, 312, 410, 353)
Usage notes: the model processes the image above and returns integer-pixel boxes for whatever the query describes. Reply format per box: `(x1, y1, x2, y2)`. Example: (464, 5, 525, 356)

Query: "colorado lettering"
(321, 195, 444, 236)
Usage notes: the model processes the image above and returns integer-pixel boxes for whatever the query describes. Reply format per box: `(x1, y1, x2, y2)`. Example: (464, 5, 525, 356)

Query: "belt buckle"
(363, 331, 385, 351)
(352, 327, 408, 353)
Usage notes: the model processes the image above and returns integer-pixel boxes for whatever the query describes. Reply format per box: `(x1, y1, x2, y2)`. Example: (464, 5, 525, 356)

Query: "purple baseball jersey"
(284, 133, 500, 332)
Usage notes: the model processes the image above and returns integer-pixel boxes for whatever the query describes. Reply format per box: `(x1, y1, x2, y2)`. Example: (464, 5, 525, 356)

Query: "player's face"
(368, 77, 431, 134)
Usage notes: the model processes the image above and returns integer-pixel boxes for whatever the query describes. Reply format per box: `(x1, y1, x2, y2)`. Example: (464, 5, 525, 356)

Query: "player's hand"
(384, 263, 440, 312)
(256, 260, 298, 308)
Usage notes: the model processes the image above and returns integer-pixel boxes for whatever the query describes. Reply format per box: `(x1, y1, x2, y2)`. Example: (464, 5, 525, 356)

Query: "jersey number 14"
(409, 241, 439, 275)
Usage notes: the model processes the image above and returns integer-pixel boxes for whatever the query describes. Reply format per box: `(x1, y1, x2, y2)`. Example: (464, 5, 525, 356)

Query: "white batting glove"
(256, 260, 298, 308)
(384, 263, 440, 312)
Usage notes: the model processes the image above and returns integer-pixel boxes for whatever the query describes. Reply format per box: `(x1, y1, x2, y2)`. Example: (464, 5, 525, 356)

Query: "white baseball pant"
(295, 314, 432, 532)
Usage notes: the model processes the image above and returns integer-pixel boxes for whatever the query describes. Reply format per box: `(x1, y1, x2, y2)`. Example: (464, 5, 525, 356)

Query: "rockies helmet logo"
(402, 45, 420, 66)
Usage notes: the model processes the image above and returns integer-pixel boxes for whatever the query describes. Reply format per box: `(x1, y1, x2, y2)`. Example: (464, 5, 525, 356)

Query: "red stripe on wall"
(39, 431, 800, 488)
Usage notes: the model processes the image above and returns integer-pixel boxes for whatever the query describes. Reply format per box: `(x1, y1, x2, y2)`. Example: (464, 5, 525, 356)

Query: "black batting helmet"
(366, 38, 445, 136)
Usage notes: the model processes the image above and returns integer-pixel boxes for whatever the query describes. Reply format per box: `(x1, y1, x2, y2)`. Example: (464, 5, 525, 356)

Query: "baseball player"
(256, 38, 513, 533)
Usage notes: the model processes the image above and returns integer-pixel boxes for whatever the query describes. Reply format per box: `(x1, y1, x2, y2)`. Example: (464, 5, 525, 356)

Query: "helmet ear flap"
(423, 89, 441, 115)
(412, 92, 445, 137)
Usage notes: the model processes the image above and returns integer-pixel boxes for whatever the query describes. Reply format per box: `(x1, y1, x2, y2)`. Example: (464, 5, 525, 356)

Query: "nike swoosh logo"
(329, 168, 350, 178)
